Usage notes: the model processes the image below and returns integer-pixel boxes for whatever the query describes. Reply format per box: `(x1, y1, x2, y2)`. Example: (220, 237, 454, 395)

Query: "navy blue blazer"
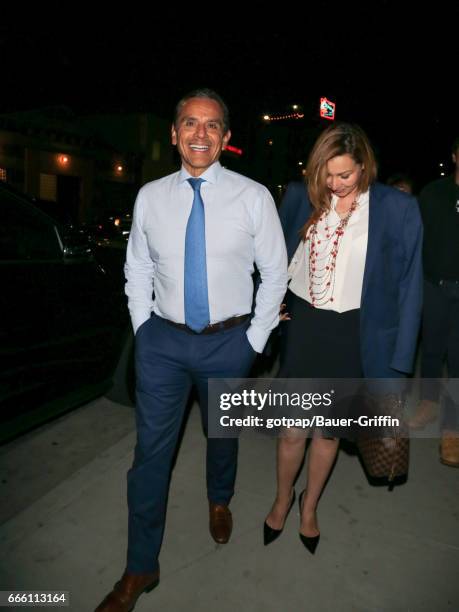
(278, 181, 423, 377)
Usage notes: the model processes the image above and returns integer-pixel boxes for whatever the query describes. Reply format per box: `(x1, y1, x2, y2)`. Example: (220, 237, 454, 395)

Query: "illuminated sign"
(320, 97, 336, 120)
(225, 145, 243, 156)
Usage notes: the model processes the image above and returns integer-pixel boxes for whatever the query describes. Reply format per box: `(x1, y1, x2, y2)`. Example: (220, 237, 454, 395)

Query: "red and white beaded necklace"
(305, 200, 358, 306)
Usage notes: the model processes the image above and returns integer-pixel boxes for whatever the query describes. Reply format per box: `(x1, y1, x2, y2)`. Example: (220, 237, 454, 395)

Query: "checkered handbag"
(357, 394, 409, 481)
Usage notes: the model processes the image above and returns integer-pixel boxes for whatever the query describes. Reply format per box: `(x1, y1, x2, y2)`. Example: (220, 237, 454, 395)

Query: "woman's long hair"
(300, 123, 377, 240)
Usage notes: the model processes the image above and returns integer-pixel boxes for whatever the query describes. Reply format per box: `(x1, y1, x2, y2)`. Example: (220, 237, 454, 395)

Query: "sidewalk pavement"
(0, 396, 458, 612)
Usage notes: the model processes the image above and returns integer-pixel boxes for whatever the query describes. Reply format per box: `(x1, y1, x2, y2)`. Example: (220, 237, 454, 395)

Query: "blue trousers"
(127, 313, 256, 573)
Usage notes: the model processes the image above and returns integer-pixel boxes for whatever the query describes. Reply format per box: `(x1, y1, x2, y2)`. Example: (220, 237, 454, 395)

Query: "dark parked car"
(89, 212, 132, 249)
(0, 183, 131, 442)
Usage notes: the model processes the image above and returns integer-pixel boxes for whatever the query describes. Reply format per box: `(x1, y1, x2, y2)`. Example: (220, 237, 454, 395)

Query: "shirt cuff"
(246, 324, 272, 353)
(131, 311, 152, 335)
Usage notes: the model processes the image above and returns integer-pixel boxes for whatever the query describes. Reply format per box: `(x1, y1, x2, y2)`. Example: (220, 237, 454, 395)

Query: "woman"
(264, 123, 423, 553)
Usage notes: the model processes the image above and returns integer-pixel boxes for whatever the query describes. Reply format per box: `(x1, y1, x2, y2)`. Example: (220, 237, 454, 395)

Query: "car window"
(0, 189, 62, 261)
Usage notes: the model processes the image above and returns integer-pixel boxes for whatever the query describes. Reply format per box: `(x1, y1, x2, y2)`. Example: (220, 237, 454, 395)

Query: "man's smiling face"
(171, 97, 231, 177)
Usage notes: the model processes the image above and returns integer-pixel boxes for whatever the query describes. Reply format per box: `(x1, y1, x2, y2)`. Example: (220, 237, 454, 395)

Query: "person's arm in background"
(278, 182, 310, 261)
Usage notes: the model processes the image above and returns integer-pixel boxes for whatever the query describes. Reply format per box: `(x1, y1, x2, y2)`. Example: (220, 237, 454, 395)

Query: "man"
(95, 89, 287, 611)
(409, 136, 459, 467)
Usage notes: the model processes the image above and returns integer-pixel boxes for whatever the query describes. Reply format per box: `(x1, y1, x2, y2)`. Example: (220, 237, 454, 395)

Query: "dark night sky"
(1, 2, 457, 186)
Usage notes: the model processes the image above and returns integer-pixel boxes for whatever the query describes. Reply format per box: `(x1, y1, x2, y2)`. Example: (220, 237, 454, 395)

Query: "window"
(39, 173, 57, 202)
(0, 168, 6, 182)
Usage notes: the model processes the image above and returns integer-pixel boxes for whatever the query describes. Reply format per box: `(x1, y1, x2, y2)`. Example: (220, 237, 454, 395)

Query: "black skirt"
(275, 291, 365, 439)
(279, 290, 363, 379)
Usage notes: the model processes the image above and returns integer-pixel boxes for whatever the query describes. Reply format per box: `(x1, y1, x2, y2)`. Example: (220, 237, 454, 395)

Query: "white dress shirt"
(125, 161, 288, 352)
(288, 190, 369, 312)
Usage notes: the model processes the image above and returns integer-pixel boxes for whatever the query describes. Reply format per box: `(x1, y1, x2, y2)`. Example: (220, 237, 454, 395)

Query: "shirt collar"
(178, 161, 223, 185)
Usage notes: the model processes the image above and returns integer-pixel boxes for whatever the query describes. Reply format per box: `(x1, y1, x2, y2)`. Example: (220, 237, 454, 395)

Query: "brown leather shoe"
(408, 400, 439, 430)
(440, 431, 459, 467)
(94, 570, 159, 612)
(209, 502, 232, 544)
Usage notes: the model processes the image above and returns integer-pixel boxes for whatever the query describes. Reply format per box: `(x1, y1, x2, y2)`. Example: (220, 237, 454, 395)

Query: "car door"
(0, 188, 63, 422)
(55, 235, 128, 389)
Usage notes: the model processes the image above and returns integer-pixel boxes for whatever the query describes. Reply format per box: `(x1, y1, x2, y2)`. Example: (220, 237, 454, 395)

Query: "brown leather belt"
(164, 314, 250, 335)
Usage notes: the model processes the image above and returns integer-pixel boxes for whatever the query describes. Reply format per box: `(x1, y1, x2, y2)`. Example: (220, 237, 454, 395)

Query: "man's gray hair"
(174, 88, 230, 132)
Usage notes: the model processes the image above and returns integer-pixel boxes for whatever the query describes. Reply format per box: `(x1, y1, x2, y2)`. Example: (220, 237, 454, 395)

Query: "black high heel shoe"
(298, 490, 320, 555)
(263, 489, 296, 546)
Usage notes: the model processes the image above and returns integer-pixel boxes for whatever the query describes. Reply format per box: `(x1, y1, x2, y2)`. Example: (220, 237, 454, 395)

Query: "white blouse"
(288, 190, 369, 312)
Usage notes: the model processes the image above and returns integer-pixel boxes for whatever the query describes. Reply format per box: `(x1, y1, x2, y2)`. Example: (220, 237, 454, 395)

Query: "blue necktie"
(184, 178, 210, 332)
